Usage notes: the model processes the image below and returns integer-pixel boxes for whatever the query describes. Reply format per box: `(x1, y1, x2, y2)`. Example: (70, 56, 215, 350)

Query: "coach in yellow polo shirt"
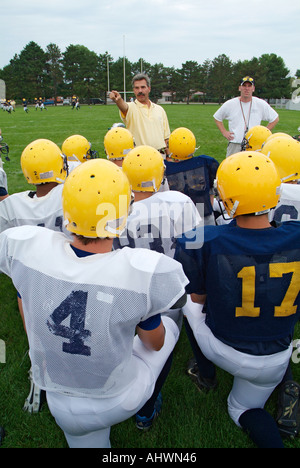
(109, 73, 171, 157)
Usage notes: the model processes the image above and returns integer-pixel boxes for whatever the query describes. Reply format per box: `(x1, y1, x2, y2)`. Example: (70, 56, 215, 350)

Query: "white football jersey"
(0, 167, 8, 191)
(269, 183, 300, 222)
(67, 160, 81, 172)
(0, 183, 70, 236)
(114, 190, 202, 258)
(0, 226, 187, 398)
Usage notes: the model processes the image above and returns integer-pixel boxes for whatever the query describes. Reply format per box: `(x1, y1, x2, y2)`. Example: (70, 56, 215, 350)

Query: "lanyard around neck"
(240, 99, 252, 132)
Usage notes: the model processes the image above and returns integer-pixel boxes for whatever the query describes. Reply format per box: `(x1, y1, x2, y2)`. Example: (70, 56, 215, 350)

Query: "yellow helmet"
(122, 145, 165, 192)
(21, 139, 67, 185)
(104, 127, 134, 160)
(244, 125, 272, 151)
(261, 135, 300, 182)
(62, 159, 131, 238)
(169, 127, 196, 160)
(216, 151, 281, 218)
(62, 135, 97, 163)
(264, 132, 293, 145)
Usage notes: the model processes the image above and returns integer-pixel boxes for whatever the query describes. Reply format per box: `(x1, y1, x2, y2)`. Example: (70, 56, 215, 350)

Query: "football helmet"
(62, 159, 132, 238)
(122, 145, 165, 192)
(261, 135, 300, 182)
(62, 135, 98, 163)
(104, 127, 134, 160)
(21, 139, 67, 185)
(216, 151, 281, 217)
(264, 132, 293, 145)
(169, 127, 196, 160)
(111, 122, 126, 128)
(244, 125, 271, 151)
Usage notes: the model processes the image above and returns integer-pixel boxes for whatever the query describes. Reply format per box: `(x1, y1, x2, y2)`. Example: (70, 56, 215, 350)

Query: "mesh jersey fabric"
(269, 183, 300, 223)
(0, 226, 188, 397)
(0, 183, 69, 236)
(0, 168, 8, 192)
(113, 190, 202, 257)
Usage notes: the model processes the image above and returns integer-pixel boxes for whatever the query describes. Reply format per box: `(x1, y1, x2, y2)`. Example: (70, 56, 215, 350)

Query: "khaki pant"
(226, 142, 242, 157)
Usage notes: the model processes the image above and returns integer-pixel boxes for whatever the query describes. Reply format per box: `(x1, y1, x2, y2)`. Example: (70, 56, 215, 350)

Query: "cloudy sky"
(1, 0, 300, 76)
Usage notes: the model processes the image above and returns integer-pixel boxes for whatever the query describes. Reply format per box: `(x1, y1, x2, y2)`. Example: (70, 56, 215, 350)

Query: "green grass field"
(1, 103, 300, 449)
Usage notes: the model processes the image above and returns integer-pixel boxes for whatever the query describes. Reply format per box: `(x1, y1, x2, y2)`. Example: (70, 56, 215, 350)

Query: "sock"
(137, 353, 173, 418)
(239, 408, 284, 448)
(184, 317, 216, 380)
(280, 361, 293, 384)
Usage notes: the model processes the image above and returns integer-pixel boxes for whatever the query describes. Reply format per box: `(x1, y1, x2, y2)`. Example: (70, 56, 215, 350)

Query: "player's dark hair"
(73, 234, 109, 245)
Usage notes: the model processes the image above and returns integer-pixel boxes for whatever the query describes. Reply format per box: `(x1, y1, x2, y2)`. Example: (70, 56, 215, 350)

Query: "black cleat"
(277, 380, 300, 438)
(186, 358, 217, 393)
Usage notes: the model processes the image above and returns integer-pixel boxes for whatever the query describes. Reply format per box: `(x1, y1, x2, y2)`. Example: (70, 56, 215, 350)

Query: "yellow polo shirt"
(120, 100, 170, 151)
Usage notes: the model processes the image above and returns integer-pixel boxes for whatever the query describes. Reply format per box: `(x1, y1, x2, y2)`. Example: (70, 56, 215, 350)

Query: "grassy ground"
(1, 103, 300, 449)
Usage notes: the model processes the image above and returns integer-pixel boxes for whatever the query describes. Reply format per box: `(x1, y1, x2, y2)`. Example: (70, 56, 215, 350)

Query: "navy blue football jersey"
(175, 221, 300, 354)
(165, 154, 219, 217)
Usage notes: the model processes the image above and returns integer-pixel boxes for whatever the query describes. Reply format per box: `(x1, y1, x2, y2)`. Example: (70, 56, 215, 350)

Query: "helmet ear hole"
(62, 159, 132, 238)
(169, 127, 196, 160)
(104, 127, 134, 160)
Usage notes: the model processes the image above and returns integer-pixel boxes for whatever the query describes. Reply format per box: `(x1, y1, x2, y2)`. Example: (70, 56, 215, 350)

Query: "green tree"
(257, 53, 291, 101)
(2, 42, 48, 101)
(0, 56, 20, 100)
(166, 66, 181, 104)
(19, 41, 48, 99)
(62, 44, 99, 100)
(98, 52, 114, 101)
(109, 57, 133, 100)
(198, 59, 212, 103)
(233, 57, 262, 91)
(148, 63, 168, 103)
(131, 58, 152, 77)
(178, 61, 201, 104)
(209, 54, 233, 104)
(0, 42, 293, 105)
(46, 43, 63, 104)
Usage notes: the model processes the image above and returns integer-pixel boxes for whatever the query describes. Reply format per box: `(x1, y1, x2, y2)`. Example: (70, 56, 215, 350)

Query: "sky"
(1, 0, 300, 77)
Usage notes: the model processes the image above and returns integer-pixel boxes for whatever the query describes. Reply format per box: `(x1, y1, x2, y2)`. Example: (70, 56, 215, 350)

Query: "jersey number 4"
(47, 291, 91, 356)
(236, 262, 300, 318)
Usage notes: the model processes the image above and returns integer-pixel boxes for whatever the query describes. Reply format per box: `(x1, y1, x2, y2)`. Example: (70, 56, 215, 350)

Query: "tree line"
(0, 41, 295, 105)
